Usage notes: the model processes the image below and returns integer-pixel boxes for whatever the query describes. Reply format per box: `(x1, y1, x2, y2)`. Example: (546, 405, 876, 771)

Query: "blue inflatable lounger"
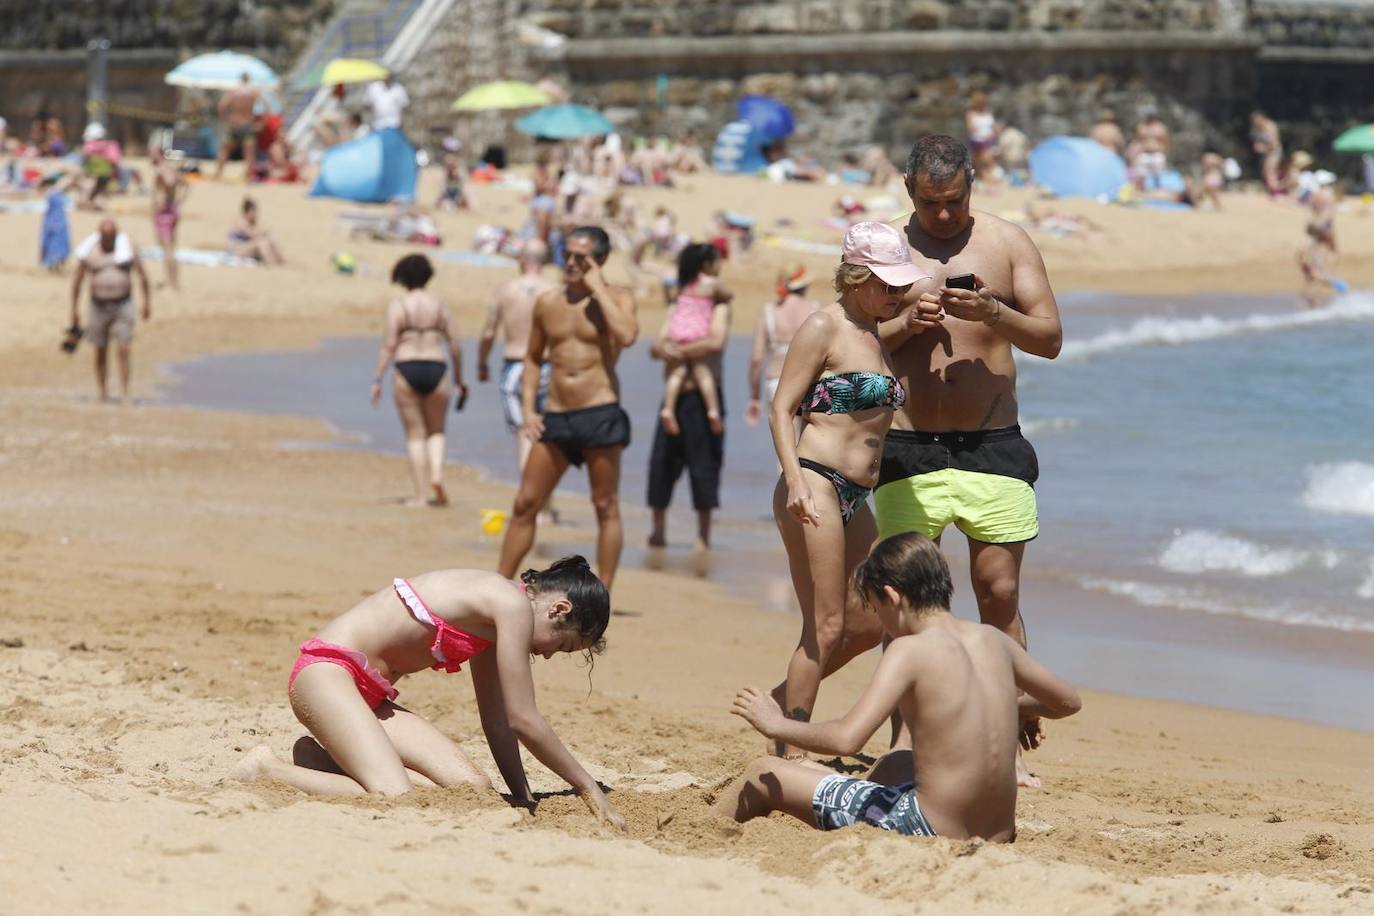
(311, 128, 418, 204)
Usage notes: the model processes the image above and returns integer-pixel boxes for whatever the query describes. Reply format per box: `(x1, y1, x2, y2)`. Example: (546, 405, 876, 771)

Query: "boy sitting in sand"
(233, 556, 625, 830)
(716, 533, 1080, 840)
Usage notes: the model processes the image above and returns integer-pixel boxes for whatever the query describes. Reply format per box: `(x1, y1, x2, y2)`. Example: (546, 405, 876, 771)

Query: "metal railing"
(282, 0, 424, 129)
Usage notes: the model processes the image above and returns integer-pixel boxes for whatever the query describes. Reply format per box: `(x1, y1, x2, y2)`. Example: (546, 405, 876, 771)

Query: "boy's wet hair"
(852, 532, 953, 613)
(676, 242, 719, 289)
(391, 253, 434, 289)
(521, 554, 609, 654)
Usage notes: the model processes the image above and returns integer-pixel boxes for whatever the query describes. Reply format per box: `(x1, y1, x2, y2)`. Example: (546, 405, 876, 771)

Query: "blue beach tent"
(1028, 136, 1128, 199)
(711, 119, 769, 175)
(310, 128, 417, 203)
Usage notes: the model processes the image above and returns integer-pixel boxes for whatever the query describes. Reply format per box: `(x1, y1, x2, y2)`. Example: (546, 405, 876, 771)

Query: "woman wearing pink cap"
(765, 220, 931, 757)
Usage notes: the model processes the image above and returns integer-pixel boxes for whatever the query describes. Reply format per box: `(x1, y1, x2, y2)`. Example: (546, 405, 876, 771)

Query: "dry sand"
(1, 167, 1372, 913)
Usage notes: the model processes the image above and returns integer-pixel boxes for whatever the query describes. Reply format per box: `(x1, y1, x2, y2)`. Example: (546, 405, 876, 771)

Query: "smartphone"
(454, 388, 469, 413)
(945, 273, 977, 291)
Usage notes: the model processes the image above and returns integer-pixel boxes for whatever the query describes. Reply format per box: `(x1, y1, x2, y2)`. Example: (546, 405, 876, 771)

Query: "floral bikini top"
(393, 578, 491, 673)
(797, 371, 906, 416)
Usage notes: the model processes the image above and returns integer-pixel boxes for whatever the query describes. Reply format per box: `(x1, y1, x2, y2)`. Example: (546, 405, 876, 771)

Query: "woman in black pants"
(369, 254, 468, 507)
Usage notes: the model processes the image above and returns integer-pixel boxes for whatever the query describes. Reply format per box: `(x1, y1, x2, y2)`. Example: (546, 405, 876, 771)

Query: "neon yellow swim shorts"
(874, 426, 1039, 544)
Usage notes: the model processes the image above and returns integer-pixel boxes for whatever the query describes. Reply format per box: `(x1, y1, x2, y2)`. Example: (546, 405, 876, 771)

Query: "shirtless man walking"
(150, 146, 187, 289)
(496, 227, 638, 589)
(215, 73, 262, 181)
(69, 219, 152, 403)
(875, 135, 1062, 779)
(478, 239, 556, 472)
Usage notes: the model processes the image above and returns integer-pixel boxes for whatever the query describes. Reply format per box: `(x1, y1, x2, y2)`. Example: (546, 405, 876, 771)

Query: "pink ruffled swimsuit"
(287, 578, 493, 709)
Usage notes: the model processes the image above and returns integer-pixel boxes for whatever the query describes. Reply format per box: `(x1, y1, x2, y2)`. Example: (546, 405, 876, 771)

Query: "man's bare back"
(494, 275, 553, 361)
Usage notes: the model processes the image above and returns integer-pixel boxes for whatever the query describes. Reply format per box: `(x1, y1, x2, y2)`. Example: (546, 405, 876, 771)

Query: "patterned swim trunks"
(811, 774, 938, 836)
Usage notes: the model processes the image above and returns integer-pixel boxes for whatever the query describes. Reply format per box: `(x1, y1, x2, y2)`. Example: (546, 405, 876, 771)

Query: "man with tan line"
(497, 227, 638, 589)
(876, 135, 1062, 783)
(69, 218, 152, 403)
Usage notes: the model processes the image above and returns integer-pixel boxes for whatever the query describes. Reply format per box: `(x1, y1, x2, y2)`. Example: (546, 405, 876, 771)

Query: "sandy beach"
(2, 170, 1373, 913)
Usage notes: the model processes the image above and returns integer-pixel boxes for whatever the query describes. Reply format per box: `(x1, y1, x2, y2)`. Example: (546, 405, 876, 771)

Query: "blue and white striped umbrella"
(165, 51, 280, 91)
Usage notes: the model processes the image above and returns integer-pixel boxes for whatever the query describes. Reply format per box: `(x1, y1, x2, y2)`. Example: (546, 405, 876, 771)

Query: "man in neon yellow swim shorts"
(876, 136, 1063, 779)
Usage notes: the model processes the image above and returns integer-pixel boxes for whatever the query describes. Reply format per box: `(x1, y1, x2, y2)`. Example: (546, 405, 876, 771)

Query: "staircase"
(282, 0, 455, 149)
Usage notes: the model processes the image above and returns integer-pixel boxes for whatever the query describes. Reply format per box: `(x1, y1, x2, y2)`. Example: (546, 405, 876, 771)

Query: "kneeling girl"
(234, 556, 624, 829)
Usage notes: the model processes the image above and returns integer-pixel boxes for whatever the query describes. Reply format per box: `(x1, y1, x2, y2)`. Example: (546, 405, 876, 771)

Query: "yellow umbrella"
(452, 80, 550, 112)
(295, 58, 388, 89)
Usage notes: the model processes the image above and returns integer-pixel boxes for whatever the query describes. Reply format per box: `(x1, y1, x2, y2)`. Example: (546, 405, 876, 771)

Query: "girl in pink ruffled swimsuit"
(232, 556, 624, 829)
(660, 243, 732, 436)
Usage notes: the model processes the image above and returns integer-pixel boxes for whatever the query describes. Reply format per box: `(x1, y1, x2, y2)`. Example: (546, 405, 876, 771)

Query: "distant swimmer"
(369, 254, 467, 507)
(478, 239, 556, 479)
(496, 227, 638, 589)
(717, 533, 1082, 840)
(231, 557, 625, 830)
(877, 134, 1062, 784)
(68, 218, 152, 404)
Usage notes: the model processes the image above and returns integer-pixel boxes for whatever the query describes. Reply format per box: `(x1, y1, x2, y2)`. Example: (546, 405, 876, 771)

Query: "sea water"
(158, 290, 1374, 730)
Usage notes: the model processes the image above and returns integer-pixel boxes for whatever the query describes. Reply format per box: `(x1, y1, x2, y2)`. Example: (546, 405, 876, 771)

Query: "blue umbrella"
(165, 51, 280, 91)
(1028, 136, 1127, 199)
(736, 95, 795, 142)
(515, 104, 614, 140)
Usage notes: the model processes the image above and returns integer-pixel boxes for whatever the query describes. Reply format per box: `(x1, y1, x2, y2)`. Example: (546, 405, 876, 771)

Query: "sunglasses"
(878, 279, 914, 296)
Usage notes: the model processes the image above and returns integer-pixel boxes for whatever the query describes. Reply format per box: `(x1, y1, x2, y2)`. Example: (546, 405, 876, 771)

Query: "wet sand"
(2, 168, 1373, 912)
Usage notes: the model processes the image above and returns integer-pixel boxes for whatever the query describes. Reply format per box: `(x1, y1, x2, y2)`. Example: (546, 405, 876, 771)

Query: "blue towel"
(40, 191, 70, 268)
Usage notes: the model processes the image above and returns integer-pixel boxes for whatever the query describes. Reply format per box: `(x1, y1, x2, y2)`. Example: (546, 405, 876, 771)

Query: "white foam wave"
(1157, 529, 1338, 578)
(1057, 293, 1374, 362)
(1302, 461, 1374, 518)
(1020, 417, 1080, 436)
(1082, 577, 1374, 634)
(1358, 560, 1374, 602)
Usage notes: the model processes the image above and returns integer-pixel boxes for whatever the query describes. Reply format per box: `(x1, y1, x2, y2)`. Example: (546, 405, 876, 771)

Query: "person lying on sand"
(715, 533, 1080, 840)
(233, 557, 626, 830)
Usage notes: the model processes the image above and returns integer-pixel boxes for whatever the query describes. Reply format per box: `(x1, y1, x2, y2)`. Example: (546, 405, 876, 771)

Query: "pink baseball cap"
(841, 221, 927, 287)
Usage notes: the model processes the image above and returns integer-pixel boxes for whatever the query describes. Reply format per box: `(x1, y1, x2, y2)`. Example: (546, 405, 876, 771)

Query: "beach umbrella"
(1028, 135, 1128, 199)
(165, 51, 279, 90)
(1332, 124, 1374, 154)
(515, 104, 614, 140)
(736, 95, 795, 142)
(453, 81, 551, 112)
(293, 58, 388, 90)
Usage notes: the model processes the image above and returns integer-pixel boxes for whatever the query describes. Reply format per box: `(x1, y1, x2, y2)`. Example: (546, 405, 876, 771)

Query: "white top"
(367, 81, 409, 130)
(75, 231, 134, 264)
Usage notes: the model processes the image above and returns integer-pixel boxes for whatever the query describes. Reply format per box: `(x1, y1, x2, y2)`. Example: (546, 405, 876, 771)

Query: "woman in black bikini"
(370, 254, 469, 507)
(766, 221, 929, 757)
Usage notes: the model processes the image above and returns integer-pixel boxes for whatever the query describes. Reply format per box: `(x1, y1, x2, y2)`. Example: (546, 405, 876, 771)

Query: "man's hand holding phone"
(940, 272, 1001, 326)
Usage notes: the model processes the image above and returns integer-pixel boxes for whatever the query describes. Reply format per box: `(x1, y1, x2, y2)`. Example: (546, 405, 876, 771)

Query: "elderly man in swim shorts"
(496, 227, 638, 589)
(877, 135, 1062, 782)
(69, 218, 152, 403)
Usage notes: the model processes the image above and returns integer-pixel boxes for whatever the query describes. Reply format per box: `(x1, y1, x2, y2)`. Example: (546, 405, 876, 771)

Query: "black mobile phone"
(945, 273, 977, 291)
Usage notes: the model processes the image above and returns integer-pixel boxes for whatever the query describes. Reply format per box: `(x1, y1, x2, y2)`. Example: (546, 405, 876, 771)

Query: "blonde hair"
(833, 262, 874, 294)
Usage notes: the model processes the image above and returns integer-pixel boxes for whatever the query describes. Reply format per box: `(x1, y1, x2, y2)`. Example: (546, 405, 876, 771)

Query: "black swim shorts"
(541, 403, 632, 467)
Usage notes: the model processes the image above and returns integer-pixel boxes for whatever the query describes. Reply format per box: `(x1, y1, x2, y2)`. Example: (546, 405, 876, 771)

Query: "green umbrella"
(1332, 124, 1374, 154)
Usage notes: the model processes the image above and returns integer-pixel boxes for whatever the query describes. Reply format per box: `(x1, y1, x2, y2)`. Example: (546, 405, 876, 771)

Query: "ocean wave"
(1302, 461, 1374, 518)
(1020, 417, 1080, 436)
(1157, 529, 1339, 578)
(1082, 577, 1374, 634)
(1056, 292, 1374, 362)
(1359, 560, 1374, 601)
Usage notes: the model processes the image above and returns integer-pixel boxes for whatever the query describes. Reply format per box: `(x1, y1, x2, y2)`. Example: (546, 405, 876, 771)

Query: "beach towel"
(763, 235, 842, 256)
(40, 191, 71, 268)
(434, 250, 517, 269)
(75, 229, 134, 263)
(139, 247, 260, 268)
